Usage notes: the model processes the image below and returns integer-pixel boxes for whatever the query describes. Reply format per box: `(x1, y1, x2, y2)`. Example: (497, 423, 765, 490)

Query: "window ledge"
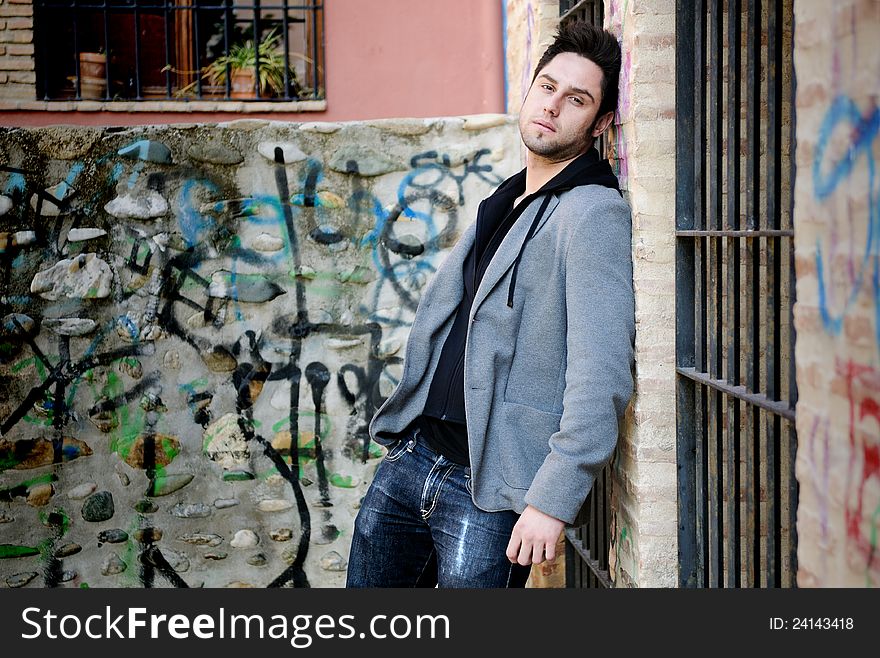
(0, 99, 327, 113)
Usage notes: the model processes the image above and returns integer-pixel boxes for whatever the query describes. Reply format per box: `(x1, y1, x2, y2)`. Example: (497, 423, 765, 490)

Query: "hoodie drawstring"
(507, 194, 553, 308)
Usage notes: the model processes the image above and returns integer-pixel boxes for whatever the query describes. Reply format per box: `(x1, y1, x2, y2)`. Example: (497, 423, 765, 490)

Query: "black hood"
(501, 148, 621, 307)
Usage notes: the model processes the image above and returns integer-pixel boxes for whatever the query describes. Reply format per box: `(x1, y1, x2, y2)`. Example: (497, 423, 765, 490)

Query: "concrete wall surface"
(0, 115, 520, 587)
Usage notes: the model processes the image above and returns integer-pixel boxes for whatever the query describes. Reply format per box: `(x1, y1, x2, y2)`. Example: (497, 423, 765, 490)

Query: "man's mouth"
(532, 119, 556, 133)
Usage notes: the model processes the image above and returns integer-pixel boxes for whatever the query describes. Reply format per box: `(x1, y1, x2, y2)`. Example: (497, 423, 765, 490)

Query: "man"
(346, 21, 634, 588)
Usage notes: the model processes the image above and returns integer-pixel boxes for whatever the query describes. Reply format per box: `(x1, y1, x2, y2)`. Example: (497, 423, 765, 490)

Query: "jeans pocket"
(465, 471, 473, 496)
(383, 437, 414, 463)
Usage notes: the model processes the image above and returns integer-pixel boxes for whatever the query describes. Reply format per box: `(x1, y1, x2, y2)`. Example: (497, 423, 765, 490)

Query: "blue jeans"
(346, 426, 531, 588)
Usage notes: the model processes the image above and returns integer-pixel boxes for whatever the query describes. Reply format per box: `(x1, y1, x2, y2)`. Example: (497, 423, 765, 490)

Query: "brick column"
(606, 0, 678, 588)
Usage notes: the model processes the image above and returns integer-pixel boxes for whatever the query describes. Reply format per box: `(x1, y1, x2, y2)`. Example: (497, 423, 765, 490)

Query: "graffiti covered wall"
(793, 0, 880, 586)
(0, 116, 519, 587)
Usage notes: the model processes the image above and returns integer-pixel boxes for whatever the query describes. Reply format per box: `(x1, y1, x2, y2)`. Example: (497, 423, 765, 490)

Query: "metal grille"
(675, 0, 798, 588)
(558, 0, 612, 590)
(33, 0, 324, 102)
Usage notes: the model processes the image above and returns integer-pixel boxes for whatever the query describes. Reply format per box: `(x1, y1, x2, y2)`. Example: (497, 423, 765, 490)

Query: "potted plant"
(201, 29, 297, 98)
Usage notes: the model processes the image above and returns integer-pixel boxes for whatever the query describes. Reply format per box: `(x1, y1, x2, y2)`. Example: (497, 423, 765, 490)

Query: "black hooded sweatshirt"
(412, 147, 621, 466)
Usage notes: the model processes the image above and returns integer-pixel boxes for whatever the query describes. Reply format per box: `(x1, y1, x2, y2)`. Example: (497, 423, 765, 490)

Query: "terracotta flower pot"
(230, 69, 256, 98)
(78, 52, 106, 80)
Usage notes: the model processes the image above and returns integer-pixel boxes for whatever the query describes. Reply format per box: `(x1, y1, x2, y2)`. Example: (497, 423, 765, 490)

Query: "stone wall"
(0, 116, 519, 588)
(792, 0, 880, 587)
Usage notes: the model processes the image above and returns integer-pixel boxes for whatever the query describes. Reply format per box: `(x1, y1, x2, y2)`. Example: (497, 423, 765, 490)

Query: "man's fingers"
(506, 533, 521, 563)
(517, 541, 532, 566)
(531, 542, 544, 565)
(545, 542, 556, 563)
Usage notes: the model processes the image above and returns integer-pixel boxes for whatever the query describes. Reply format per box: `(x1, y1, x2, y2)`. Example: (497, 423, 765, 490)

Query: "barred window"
(33, 0, 324, 102)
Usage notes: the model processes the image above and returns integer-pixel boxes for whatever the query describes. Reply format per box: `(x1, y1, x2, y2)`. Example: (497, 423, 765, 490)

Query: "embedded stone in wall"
(203, 413, 249, 470)
(117, 472, 130, 487)
(214, 498, 239, 509)
(1, 313, 36, 338)
(269, 528, 292, 542)
(134, 500, 158, 514)
(247, 553, 267, 566)
(124, 433, 180, 470)
(257, 499, 293, 513)
(0, 231, 37, 253)
(163, 350, 180, 370)
(145, 473, 193, 497)
(170, 502, 212, 519)
(201, 346, 237, 373)
(187, 142, 243, 165)
(67, 482, 96, 500)
(118, 140, 173, 164)
(368, 118, 434, 136)
(325, 337, 363, 350)
(462, 114, 509, 131)
(257, 142, 307, 164)
(328, 145, 403, 176)
(30, 253, 112, 301)
(178, 532, 223, 547)
(97, 529, 128, 545)
(207, 271, 285, 303)
(320, 550, 347, 572)
(299, 122, 343, 134)
(0, 195, 12, 216)
(0, 513, 13, 523)
(31, 182, 75, 216)
(26, 483, 54, 507)
(133, 527, 163, 543)
(101, 553, 127, 576)
(204, 551, 227, 560)
(230, 529, 259, 548)
(0, 437, 93, 470)
(54, 543, 82, 558)
(251, 233, 284, 252)
(67, 228, 107, 242)
(43, 318, 97, 336)
(6, 572, 37, 588)
(104, 191, 169, 220)
(82, 491, 114, 522)
(377, 337, 402, 358)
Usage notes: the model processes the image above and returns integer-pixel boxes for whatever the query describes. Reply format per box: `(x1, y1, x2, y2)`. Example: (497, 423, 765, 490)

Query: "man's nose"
(543, 93, 562, 116)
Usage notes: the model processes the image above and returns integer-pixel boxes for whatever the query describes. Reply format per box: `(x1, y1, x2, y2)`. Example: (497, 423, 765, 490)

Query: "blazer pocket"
(499, 401, 562, 489)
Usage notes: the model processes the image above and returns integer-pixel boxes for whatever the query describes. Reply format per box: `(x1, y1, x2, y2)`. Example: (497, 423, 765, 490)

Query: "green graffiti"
(329, 473, 355, 488)
(0, 544, 40, 559)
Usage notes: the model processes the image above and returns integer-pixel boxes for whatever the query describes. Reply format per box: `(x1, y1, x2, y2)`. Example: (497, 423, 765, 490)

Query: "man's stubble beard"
(519, 116, 599, 163)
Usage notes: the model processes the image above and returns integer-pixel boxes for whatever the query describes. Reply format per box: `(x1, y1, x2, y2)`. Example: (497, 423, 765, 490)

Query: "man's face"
(519, 52, 613, 162)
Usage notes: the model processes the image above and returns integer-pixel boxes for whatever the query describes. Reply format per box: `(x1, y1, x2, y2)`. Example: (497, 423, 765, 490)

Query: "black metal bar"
(725, 0, 742, 589)
(677, 367, 796, 421)
(72, 4, 81, 100)
(676, 0, 698, 589)
(193, 2, 203, 98)
(282, 0, 290, 97)
(563, 528, 612, 589)
(133, 5, 143, 99)
(312, 0, 319, 99)
(765, 0, 782, 589)
(253, 0, 262, 99)
(677, 229, 794, 238)
(102, 4, 111, 100)
(164, 0, 173, 98)
(224, 0, 232, 98)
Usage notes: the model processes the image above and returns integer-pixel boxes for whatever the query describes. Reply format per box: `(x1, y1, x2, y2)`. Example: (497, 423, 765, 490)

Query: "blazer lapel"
(470, 194, 560, 317)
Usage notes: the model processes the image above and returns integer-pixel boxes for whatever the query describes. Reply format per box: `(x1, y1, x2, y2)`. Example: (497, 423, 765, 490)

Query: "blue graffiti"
(814, 95, 880, 344)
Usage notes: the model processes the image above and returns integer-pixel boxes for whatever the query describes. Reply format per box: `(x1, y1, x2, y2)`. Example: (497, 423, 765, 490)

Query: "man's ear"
(591, 111, 615, 137)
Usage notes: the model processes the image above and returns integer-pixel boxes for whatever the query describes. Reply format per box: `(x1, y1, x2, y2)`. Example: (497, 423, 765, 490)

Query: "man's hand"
(506, 505, 565, 565)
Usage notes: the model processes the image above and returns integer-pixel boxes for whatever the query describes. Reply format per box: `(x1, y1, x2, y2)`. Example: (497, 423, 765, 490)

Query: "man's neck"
(513, 149, 585, 208)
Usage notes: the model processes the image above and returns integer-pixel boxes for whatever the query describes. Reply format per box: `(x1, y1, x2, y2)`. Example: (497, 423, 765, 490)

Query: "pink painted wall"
(0, 0, 506, 127)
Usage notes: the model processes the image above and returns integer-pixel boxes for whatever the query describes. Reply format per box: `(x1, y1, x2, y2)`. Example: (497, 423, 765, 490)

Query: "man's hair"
(531, 21, 622, 119)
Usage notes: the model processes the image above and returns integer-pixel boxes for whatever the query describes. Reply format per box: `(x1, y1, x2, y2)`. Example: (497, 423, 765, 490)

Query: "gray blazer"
(369, 184, 635, 524)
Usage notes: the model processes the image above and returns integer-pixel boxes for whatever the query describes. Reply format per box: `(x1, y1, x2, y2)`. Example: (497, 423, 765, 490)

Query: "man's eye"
(542, 84, 554, 91)
(570, 97, 584, 105)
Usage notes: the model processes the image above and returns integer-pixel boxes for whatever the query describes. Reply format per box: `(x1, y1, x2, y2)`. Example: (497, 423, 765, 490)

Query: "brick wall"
(0, 0, 34, 100)
(792, 0, 880, 587)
